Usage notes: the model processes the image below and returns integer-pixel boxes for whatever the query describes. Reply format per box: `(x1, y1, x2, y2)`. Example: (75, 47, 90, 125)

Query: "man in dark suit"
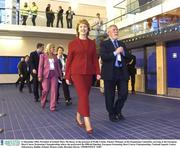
(56, 46, 72, 105)
(127, 54, 136, 94)
(19, 55, 32, 93)
(15, 57, 25, 87)
(100, 25, 130, 122)
(29, 43, 44, 102)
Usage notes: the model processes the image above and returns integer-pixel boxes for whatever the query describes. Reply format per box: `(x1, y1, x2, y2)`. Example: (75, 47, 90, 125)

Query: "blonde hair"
(44, 43, 55, 55)
(76, 19, 90, 37)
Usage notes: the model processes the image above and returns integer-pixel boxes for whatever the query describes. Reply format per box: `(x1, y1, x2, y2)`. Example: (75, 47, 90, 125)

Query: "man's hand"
(115, 47, 124, 55)
(32, 69, 37, 74)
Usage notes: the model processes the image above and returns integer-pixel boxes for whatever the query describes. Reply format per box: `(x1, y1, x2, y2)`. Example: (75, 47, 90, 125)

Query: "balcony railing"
(0, 8, 107, 30)
(119, 19, 180, 40)
(102, 0, 166, 30)
(100, 0, 180, 39)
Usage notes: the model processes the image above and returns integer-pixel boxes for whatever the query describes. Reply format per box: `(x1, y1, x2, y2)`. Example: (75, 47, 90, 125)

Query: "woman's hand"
(66, 79, 71, 85)
(96, 74, 101, 80)
(38, 77, 42, 82)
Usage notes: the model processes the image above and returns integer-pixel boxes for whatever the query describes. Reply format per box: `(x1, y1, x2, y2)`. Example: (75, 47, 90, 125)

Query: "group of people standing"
(21, 2, 38, 26)
(16, 18, 136, 135)
(20, 2, 75, 28)
(45, 5, 75, 28)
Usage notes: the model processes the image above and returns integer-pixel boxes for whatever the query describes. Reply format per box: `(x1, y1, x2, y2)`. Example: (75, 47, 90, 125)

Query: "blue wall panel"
(167, 41, 180, 88)
(0, 56, 21, 74)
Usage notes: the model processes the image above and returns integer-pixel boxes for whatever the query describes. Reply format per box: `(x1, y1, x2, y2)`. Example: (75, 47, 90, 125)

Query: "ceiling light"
(0, 36, 22, 40)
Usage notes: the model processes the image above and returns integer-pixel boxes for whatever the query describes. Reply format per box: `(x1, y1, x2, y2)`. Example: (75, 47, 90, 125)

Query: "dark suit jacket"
(29, 51, 39, 73)
(58, 54, 67, 70)
(66, 10, 75, 20)
(65, 37, 100, 81)
(19, 61, 30, 78)
(127, 54, 136, 75)
(100, 39, 130, 80)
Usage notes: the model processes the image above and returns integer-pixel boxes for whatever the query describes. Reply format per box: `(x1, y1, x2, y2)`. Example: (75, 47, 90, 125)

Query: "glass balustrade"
(101, 0, 180, 39)
(0, 8, 107, 30)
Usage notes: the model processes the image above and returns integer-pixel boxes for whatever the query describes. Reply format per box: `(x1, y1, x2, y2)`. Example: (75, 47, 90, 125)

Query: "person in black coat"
(127, 54, 136, 94)
(49, 9, 55, 27)
(100, 25, 131, 122)
(45, 4, 51, 27)
(29, 43, 44, 102)
(19, 55, 32, 93)
(15, 57, 25, 87)
(56, 46, 72, 105)
(56, 6, 64, 28)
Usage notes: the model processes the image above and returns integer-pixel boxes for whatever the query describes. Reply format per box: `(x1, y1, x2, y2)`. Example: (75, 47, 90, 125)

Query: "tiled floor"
(0, 85, 180, 139)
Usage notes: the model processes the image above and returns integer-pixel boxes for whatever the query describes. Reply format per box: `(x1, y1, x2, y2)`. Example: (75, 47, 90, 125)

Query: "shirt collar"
(110, 37, 118, 42)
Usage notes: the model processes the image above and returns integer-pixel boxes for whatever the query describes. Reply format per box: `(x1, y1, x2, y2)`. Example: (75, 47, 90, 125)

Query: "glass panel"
(147, 46, 156, 73)
(0, 7, 107, 29)
(146, 46, 156, 92)
(147, 74, 157, 90)
(131, 48, 144, 68)
(102, 0, 180, 38)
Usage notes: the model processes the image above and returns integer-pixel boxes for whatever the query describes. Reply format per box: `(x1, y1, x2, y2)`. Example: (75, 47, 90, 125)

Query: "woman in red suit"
(65, 19, 101, 134)
(38, 43, 61, 111)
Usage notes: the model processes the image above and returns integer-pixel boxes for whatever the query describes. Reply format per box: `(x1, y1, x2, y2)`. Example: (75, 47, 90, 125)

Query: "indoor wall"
(0, 36, 71, 83)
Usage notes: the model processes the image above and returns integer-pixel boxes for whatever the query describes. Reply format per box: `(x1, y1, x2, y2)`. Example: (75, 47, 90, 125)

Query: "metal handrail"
(102, 0, 165, 29)
(0, 7, 107, 29)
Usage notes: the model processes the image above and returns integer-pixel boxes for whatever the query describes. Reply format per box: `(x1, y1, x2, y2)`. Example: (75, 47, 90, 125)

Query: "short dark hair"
(56, 46, 64, 52)
(36, 43, 44, 49)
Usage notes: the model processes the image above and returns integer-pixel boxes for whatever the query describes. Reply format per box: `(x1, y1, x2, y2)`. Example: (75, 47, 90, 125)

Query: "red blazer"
(38, 53, 62, 79)
(65, 37, 100, 81)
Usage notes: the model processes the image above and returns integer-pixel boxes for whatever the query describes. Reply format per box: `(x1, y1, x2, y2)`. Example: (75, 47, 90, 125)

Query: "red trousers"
(72, 74, 92, 117)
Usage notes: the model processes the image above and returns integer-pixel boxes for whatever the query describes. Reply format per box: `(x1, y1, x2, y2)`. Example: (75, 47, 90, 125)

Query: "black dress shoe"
(65, 100, 72, 106)
(0, 113, 6, 118)
(0, 128, 4, 133)
(117, 113, 125, 120)
(34, 98, 39, 102)
(109, 114, 119, 122)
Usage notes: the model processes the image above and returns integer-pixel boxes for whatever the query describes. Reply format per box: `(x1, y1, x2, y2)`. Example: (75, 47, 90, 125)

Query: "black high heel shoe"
(75, 119, 85, 128)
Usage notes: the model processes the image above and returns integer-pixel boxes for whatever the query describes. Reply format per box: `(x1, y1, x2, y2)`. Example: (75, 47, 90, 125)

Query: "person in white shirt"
(94, 13, 103, 37)
(66, 6, 75, 28)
